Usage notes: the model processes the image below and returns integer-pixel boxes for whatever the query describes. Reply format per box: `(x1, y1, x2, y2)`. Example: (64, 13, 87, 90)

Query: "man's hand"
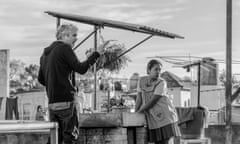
(86, 42, 106, 58)
(97, 43, 105, 55)
(85, 48, 94, 58)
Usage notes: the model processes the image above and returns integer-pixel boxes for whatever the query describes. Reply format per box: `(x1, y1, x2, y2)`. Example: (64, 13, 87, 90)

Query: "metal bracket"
(109, 34, 154, 65)
(73, 28, 99, 51)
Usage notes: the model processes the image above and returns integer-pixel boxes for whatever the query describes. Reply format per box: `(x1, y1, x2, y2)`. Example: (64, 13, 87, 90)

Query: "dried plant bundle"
(86, 39, 131, 73)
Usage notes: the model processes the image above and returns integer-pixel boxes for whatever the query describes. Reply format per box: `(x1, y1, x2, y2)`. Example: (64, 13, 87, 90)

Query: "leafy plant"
(86, 37, 131, 73)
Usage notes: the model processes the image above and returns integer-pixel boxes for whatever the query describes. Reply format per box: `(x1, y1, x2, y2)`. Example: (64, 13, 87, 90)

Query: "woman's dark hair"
(37, 105, 42, 112)
(147, 59, 162, 74)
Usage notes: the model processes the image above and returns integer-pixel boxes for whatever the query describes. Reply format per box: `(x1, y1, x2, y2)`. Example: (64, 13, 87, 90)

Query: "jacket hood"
(44, 41, 62, 56)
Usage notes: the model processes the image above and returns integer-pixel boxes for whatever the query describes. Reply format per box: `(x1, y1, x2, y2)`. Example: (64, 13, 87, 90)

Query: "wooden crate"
(122, 112, 146, 127)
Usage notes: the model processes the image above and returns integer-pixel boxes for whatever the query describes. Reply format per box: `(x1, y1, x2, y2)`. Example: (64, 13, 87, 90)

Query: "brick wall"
(79, 128, 128, 144)
(205, 124, 240, 144)
(0, 133, 49, 144)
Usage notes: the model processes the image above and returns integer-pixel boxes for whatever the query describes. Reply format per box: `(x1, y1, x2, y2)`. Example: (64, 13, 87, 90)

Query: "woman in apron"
(136, 59, 181, 144)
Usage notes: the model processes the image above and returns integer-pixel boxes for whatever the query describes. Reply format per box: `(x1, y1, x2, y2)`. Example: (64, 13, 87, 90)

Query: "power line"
(147, 56, 240, 65)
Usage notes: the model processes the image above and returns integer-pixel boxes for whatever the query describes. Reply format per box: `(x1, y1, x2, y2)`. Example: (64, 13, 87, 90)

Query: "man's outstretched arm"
(62, 45, 100, 74)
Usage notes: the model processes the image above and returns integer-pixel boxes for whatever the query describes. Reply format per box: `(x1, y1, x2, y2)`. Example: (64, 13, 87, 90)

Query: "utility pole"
(225, 0, 232, 143)
(197, 62, 201, 107)
(94, 25, 98, 110)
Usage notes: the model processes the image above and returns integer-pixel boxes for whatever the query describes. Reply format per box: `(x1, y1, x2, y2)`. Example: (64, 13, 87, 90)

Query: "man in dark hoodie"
(38, 23, 100, 144)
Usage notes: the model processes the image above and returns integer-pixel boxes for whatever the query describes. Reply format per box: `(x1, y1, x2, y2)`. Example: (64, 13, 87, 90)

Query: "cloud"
(233, 1, 240, 16)
(1, 0, 238, 78)
(0, 0, 180, 50)
(236, 1, 240, 6)
(96, 2, 141, 9)
(77, 1, 184, 24)
(12, 56, 41, 65)
(0, 0, 184, 41)
(149, 40, 221, 50)
(175, 0, 190, 4)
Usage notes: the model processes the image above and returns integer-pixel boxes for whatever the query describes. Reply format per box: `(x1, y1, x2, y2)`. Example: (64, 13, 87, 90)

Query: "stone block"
(104, 134, 127, 141)
(205, 124, 240, 144)
(104, 128, 127, 135)
(0, 133, 49, 144)
(79, 113, 122, 128)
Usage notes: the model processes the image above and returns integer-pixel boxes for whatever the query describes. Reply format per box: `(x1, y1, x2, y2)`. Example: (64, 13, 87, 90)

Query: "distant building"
(190, 85, 225, 110)
(190, 57, 219, 85)
(128, 73, 139, 91)
(0, 49, 10, 98)
(200, 57, 219, 85)
(161, 71, 191, 107)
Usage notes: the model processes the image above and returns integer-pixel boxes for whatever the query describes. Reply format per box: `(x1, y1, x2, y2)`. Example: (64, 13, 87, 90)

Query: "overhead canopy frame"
(45, 11, 184, 39)
(45, 11, 184, 110)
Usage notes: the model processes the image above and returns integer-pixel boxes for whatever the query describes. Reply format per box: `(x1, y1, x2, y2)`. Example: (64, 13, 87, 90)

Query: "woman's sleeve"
(136, 78, 141, 92)
(153, 80, 167, 96)
(135, 79, 142, 111)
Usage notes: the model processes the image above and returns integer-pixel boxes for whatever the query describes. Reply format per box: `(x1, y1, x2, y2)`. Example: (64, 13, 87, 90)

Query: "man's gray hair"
(56, 24, 78, 40)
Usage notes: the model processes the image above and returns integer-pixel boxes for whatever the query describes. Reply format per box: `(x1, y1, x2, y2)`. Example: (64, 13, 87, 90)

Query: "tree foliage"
(10, 59, 43, 92)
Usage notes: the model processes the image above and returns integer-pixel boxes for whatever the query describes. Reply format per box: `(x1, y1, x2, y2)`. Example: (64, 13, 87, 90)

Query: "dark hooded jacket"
(38, 41, 100, 104)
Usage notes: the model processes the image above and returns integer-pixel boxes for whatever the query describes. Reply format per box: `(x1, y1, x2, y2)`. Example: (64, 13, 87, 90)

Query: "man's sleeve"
(38, 57, 45, 86)
(62, 45, 100, 74)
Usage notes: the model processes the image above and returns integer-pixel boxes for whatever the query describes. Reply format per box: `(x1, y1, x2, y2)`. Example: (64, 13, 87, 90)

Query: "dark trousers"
(5, 97, 19, 120)
(47, 103, 79, 144)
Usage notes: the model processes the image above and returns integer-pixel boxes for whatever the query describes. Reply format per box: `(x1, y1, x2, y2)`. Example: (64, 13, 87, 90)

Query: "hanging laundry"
(5, 97, 19, 120)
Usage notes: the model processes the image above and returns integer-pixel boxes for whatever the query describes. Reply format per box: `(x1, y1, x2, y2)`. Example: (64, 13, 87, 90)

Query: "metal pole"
(197, 62, 201, 107)
(103, 35, 153, 69)
(225, 0, 232, 143)
(57, 18, 60, 28)
(94, 26, 98, 110)
(117, 35, 153, 59)
(107, 89, 110, 113)
(73, 29, 98, 51)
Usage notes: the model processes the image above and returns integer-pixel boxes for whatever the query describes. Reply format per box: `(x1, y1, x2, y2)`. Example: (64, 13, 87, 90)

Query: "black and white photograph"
(0, 0, 240, 143)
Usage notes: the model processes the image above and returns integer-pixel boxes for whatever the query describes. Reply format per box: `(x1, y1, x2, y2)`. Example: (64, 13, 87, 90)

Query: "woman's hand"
(137, 110, 144, 113)
(137, 107, 145, 113)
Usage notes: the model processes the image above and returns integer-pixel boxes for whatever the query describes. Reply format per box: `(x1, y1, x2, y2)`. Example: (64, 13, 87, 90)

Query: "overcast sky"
(0, 0, 240, 78)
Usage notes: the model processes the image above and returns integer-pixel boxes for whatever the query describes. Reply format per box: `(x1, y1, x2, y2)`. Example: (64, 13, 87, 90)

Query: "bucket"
(176, 107, 206, 139)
